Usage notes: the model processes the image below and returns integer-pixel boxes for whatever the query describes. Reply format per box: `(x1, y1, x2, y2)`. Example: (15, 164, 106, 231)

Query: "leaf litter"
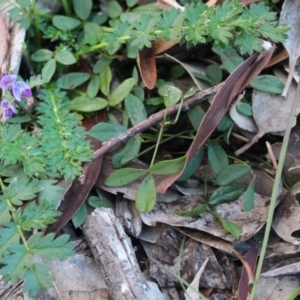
(3, 0, 300, 299)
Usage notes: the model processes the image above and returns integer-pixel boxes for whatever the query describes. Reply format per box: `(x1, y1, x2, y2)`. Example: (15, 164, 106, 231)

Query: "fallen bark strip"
(83, 208, 164, 300)
(93, 83, 223, 160)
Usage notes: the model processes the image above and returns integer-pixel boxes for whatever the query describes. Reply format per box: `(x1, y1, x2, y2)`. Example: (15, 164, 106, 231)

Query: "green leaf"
(93, 57, 112, 74)
(55, 51, 77, 65)
(208, 184, 244, 205)
(22, 263, 54, 298)
(56, 72, 90, 89)
(150, 156, 186, 175)
(4, 175, 42, 205)
(72, 203, 87, 228)
(88, 196, 112, 208)
(215, 46, 244, 73)
(112, 136, 141, 168)
(52, 15, 81, 31)
(84, 22, 102, 45)
(38, 180, 64, 204)
(187, 105, 206, 131)
(177, 148, 204, 181)
(135, 174, 156, 212)
(109, 78, 137, 106)
(72, 0, 92, 20)
(250, 75, 284, 94)
(87, 75, 100, 99)
(99, 66, 112, 96)
(212, 211, 241, 239)
(175, 203, 207, 217)
(126, 0, 138, 7)
(206, 64, 222, 85)
(105, 168, 148, 187)
(0, 244, 28, 285)
(0, 223, 20, 258)
(216, 164, 251, 186)
(31, 49, 53, 62)
(89, 122, 127, 142)
(0, 198, 10, 224)
(207, 143, 228, 174)
(158, 84, 182, 106)
(29, 233, 74, 260)
(18, 201, 60, 231)
(70, 96, 107, 112)
(107, 1, 122, 18)
(217, 114, 234, 132)
(234, 30, 262, 55)
(42, 59, 56, 83)
(244, 175, 255, 211)
(125, 94, 147, 125)
(237, 102, 252, 116)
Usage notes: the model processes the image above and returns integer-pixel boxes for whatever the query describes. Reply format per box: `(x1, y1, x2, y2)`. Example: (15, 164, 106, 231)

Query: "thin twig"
(92, 83, 223, 160)
(266, 141, 278, 170)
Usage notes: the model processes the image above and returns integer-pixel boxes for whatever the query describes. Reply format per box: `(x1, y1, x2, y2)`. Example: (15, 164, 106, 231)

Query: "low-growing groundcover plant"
(0, 0, 288, 297)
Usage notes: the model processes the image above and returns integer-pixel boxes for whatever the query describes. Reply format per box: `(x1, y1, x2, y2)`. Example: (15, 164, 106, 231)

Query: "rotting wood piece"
(83, 208, 163, 300)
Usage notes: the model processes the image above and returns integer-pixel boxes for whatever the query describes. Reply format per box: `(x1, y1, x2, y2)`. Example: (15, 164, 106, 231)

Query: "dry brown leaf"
(137, 47, 157, 89)
(272, 182, 300, 245)
(261, 261, 300, 278)
(238, 245, 258, 300)
(141, 192, 270, 242)
(184, 258, 209, 300)
(280, 0, 300, 96)
(255, 276, 299, 299)
(266, 49, 289, 68)
(152, 38, 181, 55)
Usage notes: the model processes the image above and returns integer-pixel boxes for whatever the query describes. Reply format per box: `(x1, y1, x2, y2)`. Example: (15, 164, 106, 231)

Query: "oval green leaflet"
(56, 73, 90, 90)
(135, 174, 156, 212)
(150, 156, 186, 175)
(208, 184, 244, 205)
(104, 168, 148, 187)
(108, 78, 137, 106)
(207, 143, 228, 174)
(216, 164, 251, 186)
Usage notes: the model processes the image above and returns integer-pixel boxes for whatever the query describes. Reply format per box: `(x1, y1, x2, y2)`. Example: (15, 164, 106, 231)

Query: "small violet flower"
(1, 100, 16, 119)
(0, 73, 32, 101)
(12, 81, 32, 101)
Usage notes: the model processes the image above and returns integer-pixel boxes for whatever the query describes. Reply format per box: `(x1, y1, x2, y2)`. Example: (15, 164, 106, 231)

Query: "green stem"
(139, 130, 192, 158)
(149, 122, 165, 168)
(0, 177, 29, 251)
(61, 0, 72, 16)
(249, 82, 300, 300)
(31, 0, 41, 48)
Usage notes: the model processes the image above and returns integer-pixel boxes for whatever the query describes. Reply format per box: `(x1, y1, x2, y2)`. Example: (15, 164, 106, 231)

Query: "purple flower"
(0, 73, 17, 91)
(12, 81, 32, 101)
(0, 73, 32, 101)
(1, 100, 16, 118)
